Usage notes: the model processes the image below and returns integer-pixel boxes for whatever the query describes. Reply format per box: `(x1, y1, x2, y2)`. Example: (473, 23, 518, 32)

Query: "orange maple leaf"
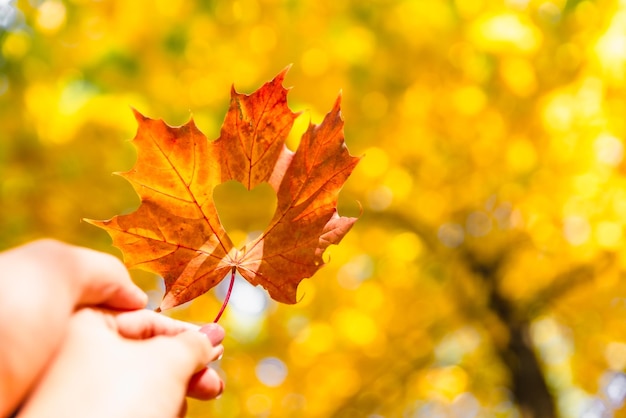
(86, 68, 360, 311)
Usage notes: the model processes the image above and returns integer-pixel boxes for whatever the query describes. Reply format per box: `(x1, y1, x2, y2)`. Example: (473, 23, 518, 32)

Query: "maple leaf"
(86, 68, 360, 311)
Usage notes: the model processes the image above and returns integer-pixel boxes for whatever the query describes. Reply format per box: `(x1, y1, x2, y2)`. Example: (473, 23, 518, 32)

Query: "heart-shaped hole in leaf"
(212, 180, 277, 248)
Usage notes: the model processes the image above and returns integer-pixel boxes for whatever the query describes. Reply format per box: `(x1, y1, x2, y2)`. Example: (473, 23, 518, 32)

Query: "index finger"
(114, 310, 225, 347)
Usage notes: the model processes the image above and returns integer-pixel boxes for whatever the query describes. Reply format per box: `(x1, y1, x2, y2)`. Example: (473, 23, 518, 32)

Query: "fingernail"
(199, 323, 225, 346)
(215, 380, 225, 399)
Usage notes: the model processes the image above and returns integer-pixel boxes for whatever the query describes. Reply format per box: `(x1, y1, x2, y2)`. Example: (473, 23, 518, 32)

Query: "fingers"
(147, 324, 225, 401)
(73, 309, 226, 401)
(180, 329, 225, 400)
(112, 310, 226, 400)
(155, 329, 220, 379)
(187, 367, 225, 400)
(114, 310, 225, 352)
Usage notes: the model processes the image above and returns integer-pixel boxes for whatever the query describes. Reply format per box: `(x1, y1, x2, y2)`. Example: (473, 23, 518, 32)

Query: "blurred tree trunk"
(503, 320, 557, 418)
(489, 291, 557, 418)
(466, 250, 610, 417)
(466, 253, 557, 418)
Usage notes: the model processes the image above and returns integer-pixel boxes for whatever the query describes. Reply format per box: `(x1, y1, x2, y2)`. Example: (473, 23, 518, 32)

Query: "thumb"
(1, 239, 147, 311)
(68, 244, 148, 310)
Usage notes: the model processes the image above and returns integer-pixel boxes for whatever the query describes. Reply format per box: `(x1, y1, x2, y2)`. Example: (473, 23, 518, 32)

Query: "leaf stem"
(213, 267, 236, 323)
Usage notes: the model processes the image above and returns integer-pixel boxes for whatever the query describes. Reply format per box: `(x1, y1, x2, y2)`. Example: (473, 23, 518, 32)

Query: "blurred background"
(3, 0, 626, 417)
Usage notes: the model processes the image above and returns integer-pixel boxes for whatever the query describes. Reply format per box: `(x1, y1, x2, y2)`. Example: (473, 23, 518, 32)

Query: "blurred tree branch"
(363, 208, 614, 417)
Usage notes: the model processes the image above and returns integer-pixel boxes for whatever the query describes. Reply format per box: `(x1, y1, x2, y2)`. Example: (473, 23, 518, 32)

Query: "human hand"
(18, 308, 225, 418)
(0, 239, 148, 416)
